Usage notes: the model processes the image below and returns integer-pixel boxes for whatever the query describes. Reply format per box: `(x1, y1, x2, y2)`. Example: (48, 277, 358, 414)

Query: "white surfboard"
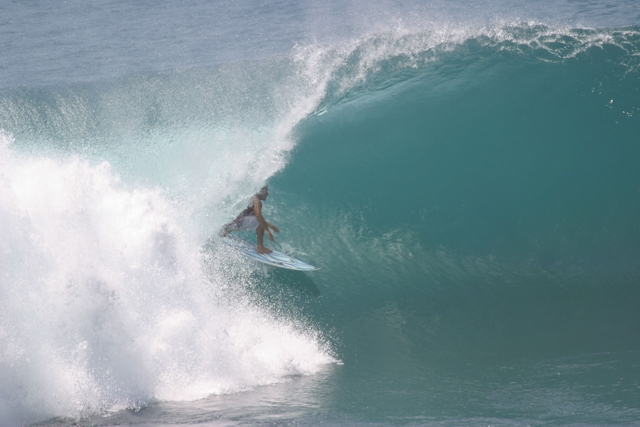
(222, 237, 320, 271)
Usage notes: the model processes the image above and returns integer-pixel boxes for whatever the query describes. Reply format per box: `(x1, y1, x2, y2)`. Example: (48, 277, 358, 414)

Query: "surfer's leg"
(256, 225, 273, 254)
(220, 216, 256, 237)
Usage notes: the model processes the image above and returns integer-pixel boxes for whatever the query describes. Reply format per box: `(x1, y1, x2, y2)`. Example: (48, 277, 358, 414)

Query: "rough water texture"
(1, 1, 640, 426)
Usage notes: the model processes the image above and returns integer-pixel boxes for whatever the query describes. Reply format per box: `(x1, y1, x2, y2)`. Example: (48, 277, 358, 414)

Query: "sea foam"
(0, 132, 334, 426)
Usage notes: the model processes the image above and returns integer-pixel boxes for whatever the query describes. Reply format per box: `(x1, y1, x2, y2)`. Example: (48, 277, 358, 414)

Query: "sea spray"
(0, 132, 334, 426)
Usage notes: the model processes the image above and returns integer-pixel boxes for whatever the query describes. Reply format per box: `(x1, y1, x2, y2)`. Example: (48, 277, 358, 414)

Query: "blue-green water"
(1, 2, 639, 426)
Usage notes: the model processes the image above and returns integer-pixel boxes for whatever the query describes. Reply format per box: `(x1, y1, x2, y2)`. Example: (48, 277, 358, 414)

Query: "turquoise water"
(1, 2, 639, 426)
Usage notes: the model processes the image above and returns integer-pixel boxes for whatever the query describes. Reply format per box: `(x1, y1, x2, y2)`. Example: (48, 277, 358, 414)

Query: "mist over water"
(0, 132, 336, 426)
(1, 1, 640, 426)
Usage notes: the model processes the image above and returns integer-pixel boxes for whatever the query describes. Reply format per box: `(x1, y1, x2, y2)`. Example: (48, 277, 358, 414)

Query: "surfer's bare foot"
(257, 246, 273, 254)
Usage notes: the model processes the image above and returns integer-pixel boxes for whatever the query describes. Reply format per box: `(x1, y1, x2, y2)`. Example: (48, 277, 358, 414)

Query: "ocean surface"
(1, 1, 640, 426)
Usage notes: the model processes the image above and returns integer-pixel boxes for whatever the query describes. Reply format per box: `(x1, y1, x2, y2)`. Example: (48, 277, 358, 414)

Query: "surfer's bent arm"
(268, 222, 280, 233)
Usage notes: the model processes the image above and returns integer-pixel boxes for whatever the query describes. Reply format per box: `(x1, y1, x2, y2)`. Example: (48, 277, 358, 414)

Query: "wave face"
(275, 24, 640, 425)
(286, 24, 640, 265)
(1, 18, 640, 427)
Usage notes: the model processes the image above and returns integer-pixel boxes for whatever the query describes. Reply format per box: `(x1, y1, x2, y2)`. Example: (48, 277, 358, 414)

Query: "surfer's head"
(257, 185, 269, 200)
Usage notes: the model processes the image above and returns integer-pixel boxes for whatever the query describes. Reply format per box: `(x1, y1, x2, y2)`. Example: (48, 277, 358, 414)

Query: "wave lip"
(292, 22, 640, 113)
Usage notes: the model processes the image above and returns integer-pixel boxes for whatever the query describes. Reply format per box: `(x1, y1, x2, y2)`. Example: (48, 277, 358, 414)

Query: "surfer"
(220, 185, 280, 254)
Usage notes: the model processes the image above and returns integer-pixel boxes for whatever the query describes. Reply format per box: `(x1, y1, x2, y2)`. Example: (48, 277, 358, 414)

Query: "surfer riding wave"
(221, 185, 280, 254)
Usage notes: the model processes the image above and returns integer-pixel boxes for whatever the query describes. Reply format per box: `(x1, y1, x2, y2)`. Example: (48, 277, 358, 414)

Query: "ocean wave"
(2, 20, 640, 425)
(292, 23, 640, 112)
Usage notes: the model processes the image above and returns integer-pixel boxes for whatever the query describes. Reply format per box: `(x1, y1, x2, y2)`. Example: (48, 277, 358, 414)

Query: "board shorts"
(225, 215, 259, 232)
